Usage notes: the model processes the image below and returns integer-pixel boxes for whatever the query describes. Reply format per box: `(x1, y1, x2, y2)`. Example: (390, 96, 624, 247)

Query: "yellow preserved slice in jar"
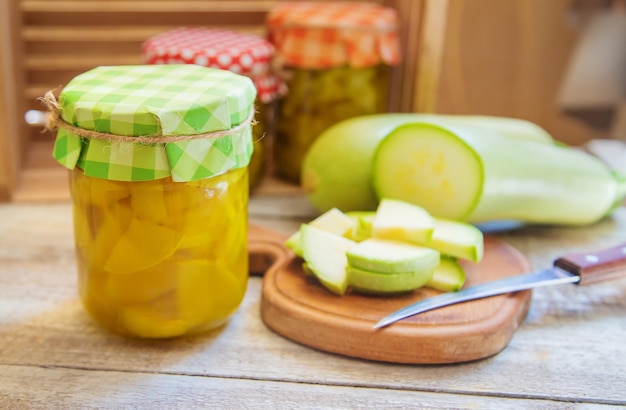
(80, 267, 118, 331)
(71, 200, 96, 256)
(70, 171, 136, 271)
(71, 167, 131, 208)
(121, 297, 189, 339)
(177, 168, 248, 256)
(88, 177, 131, 207)
(176, 260, 214, 326)
(103, 217, 184, 274)
(105, 260, 177, 304)
(175, 197, 222, 250)
(91, 203, 134, 269)
(163, 179, 208, 215)
(89, 214, 125, 271)
(176, 259, 246, 329)
(129, 182, 169, 225)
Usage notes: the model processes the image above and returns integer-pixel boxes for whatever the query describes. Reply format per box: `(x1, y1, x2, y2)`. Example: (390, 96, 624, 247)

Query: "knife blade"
(373, 241, 626, 329)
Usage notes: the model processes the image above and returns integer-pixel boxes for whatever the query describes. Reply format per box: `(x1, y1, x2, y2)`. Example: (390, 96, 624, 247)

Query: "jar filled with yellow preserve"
(48, 65, 256, 338)
(142, 28, 286, 190)
(266, 1, 401, 183)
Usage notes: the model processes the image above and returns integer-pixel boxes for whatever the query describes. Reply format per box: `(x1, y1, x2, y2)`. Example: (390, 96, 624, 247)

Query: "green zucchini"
(373, 122, 623, 225)
(301, 114, 555, 213)
(300, 224, 357, 296)
(344, 211, 376, 242)
(427, 258, 466, 292)
(347, 265, 435, 294)
(345, 238, 440, 274)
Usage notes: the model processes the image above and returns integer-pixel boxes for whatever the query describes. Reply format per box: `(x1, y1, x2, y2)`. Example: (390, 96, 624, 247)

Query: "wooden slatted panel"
(21, 0, 275, 142)
(10, 0, 419, 202)
(20, 0, 412, 139)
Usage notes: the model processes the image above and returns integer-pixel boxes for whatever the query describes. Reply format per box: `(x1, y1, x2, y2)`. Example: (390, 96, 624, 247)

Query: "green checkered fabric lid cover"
(52, 65, 256, 182)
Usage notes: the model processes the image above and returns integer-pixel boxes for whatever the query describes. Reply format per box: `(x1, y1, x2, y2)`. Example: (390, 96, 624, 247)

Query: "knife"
(373, 241, 626, 329)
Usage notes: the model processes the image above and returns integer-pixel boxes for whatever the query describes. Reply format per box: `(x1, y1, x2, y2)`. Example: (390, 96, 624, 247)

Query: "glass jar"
(50, 65, 257, 338)
(142, 28, 286, 190)
(267, 1, 401, 183)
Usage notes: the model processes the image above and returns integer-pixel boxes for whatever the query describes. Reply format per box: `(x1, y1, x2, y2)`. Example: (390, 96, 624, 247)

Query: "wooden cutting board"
(248, 224, 533, 364)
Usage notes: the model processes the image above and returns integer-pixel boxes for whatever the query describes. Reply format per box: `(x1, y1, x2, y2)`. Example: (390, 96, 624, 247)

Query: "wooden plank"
(434, 0, 605, 144)
(19, 0, 274, 27)
(25, 54, 142, 70)
(0, 0, 29, 201)
(0, 365, 590, 410)
(23, 12, 269, 28)
(12, 167, 71, 202)
(0, 202, 625, 405)
(20, 0, 279, 13)
(412, 0, 449, 113)
(22, 25, 264, 41)
(384, 0, 423, 112)
(25, 40, 147, 56)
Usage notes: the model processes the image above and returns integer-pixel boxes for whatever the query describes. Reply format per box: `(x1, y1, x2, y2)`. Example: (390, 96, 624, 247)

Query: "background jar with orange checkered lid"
(142, 28, 286, 190)
(266, 1, 401, 183)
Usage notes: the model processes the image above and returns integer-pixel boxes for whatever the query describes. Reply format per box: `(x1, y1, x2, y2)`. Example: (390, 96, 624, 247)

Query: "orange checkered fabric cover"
(266, 1, 400, 69)
(142, 28, 286, 103)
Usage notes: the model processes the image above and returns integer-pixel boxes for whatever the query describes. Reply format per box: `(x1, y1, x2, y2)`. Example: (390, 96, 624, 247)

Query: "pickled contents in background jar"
(48, 64, 257, 339)
(142, 28, 286, 190)
(71, 167, 249, 338)
(275, 65, 390, 181)
(267, 1, 401, 183)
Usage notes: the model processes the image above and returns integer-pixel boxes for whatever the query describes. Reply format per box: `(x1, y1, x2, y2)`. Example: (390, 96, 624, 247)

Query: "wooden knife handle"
(553, 242, 626, 285)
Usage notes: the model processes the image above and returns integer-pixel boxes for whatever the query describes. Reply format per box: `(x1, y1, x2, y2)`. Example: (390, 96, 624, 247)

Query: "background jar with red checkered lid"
(142, 28, 286, 190)
(266, 1, 401, 183)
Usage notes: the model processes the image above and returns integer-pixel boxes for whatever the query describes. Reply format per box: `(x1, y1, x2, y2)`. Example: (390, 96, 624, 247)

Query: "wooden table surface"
(1, 180, 625, 409)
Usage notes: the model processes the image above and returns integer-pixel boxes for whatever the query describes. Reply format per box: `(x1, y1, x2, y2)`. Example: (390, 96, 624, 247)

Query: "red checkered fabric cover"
(142, 28, 286, 103)
(266, 1, 400, 69)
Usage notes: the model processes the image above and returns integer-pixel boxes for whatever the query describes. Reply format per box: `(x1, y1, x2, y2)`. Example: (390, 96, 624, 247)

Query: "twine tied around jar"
(39, 90, 256, 144)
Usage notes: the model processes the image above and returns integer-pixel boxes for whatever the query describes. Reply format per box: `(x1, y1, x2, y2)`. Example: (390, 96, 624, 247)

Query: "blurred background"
(1, 0, 624, 202)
